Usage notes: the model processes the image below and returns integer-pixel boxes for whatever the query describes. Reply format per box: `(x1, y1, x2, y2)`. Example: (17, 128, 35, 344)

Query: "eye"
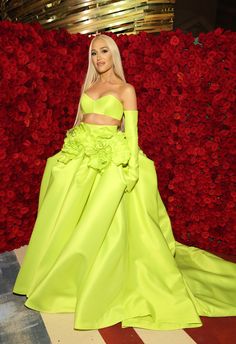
(91, 51, 96, 56)
(101, 48, 108, 53)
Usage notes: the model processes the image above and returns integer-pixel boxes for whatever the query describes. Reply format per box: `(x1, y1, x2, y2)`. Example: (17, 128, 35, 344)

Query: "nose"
(97, 52, 102, 61)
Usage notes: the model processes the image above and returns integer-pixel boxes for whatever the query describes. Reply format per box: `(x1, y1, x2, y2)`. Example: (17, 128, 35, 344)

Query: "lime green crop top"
(80, 93, 123, 120)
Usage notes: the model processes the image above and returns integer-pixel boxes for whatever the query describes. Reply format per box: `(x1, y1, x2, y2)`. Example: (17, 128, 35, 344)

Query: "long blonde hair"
(73, 34, 126, 127)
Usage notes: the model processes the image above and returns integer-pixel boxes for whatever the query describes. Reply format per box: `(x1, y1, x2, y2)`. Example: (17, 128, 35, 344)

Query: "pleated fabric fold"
(13, 123, 236, 330)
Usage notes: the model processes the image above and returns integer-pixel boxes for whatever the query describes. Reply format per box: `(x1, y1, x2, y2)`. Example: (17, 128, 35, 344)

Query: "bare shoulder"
(120, 83, 137, 110)
(121, 83, 136, 97)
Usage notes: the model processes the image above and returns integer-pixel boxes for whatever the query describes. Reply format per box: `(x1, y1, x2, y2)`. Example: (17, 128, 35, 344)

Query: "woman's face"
(91, 38, 113, 74)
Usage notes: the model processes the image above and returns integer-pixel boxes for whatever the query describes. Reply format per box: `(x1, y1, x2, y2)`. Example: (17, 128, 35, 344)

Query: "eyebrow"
(91, 46, 109, 51)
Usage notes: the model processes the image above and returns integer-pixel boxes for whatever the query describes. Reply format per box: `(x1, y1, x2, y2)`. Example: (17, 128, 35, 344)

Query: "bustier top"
(80, 93, 124, 120)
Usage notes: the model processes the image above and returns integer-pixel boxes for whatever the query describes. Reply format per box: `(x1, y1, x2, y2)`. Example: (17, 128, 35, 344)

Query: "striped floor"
(13, 245, 236, 344)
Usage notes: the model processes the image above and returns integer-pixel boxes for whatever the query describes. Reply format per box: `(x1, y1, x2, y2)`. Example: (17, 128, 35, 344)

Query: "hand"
(123, 161, 139, 192)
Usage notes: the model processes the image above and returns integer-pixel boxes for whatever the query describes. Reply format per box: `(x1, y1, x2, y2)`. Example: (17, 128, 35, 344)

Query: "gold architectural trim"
(1, 0, 175, 34)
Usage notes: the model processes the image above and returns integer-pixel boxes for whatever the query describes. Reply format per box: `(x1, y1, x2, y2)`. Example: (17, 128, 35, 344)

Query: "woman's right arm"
(73, 100, 83, 127)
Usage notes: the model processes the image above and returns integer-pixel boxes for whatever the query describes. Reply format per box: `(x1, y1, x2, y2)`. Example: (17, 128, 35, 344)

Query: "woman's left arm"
(122, 84, 139, 192)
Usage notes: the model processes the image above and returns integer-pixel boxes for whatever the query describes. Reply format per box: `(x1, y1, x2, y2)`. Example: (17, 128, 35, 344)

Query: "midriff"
(82, 113, 121, 126)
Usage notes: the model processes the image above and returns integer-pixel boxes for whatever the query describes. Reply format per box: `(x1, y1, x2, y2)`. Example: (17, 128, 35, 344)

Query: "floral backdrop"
(0, 20, 235, 255)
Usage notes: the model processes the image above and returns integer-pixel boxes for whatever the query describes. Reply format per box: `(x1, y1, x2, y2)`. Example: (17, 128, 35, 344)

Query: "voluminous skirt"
(13, 122, 236, 330)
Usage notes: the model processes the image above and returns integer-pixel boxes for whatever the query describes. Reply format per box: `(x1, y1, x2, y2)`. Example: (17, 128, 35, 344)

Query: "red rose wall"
(0, 21, 235, 255)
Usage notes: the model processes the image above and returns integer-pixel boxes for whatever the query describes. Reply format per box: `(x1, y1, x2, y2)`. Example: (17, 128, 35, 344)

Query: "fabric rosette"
(56, 125, 86, 164)
(56, 124, 130, 172)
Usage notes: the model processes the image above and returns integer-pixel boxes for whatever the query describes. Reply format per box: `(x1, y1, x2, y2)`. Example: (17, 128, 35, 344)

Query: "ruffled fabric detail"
(56, 124, 130, 172)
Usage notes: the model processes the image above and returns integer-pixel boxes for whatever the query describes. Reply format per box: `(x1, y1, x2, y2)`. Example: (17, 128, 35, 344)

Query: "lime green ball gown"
(13, 93, 236, 330)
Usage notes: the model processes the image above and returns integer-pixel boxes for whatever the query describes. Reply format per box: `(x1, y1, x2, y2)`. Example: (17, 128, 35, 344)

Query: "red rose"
(170, 35, 180, 46)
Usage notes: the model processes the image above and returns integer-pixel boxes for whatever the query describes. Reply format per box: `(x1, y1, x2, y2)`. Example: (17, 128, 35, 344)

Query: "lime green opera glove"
(123, 110, 139, 192)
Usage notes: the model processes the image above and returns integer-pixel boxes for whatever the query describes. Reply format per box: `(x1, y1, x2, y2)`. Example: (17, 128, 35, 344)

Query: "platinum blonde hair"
(73, 34, 126, 127)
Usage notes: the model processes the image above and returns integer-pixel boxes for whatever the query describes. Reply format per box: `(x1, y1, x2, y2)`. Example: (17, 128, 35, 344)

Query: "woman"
(13, 34, 236, 331)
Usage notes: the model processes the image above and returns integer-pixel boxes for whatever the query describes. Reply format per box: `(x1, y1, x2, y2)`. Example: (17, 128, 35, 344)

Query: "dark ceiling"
(174, 0, 236, 35)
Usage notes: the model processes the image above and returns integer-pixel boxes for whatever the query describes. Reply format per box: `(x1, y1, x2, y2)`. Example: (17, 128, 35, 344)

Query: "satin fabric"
(13, 122, 236, 330)
(80, 93, 124, 120)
